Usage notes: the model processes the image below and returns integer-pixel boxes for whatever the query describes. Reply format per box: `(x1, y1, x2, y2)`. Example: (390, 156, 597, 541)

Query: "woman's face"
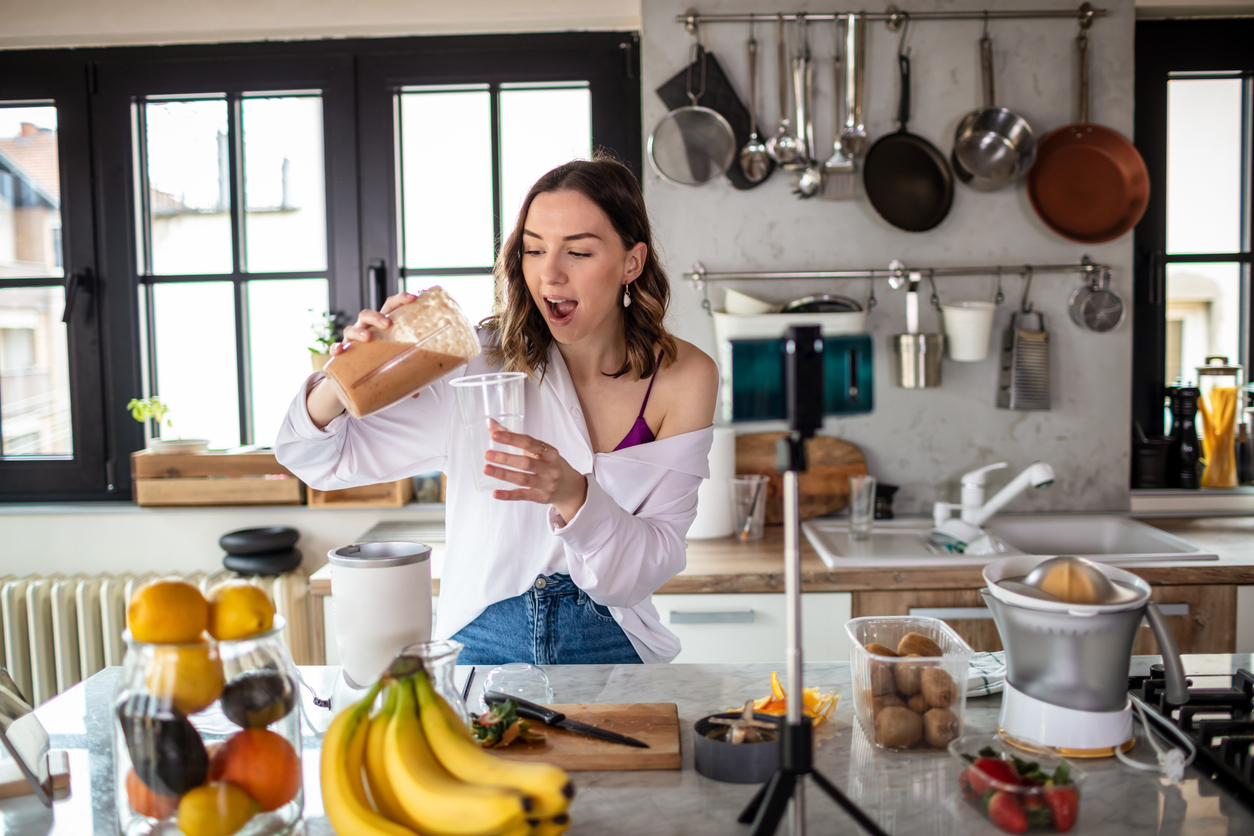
(521, 189, 646, 346)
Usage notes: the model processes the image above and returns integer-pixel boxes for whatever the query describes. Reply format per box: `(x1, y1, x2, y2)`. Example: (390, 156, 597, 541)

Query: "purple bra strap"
(636, 350, 665, 418)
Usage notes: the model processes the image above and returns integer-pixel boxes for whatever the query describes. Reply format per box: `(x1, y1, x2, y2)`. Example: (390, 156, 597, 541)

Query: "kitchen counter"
(18, 655, 1254, 835)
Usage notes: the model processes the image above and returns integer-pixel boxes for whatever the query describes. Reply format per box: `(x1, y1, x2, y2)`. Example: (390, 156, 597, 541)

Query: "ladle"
(765, 14, 800, 166)
(738, 19, 771, 183)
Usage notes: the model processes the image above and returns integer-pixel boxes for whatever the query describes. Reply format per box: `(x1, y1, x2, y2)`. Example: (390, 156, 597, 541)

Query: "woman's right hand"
(331, 292, 420, 356)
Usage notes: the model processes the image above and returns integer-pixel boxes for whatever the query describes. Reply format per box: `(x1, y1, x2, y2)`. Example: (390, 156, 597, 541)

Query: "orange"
(128, 580, 209, 644)
(125, 768, 179, 819)
(177, 782, 258, 836)
(145, 641, 225, 715)
(208, 728, 300, 811)
(206, 582, 275, 641)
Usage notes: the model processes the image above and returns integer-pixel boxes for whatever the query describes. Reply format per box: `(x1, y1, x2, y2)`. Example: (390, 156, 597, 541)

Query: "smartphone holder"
(735, 326, 887, 836)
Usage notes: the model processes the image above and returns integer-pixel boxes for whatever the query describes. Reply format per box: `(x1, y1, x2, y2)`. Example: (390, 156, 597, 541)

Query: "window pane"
(243, 95, 327, 273)
(1167, 78, 1244, 254)
(0, 105, 62, 279)
(151, 282, 239, 448)
(499, 85, 592, 226)
(145, 99, 233, 275)
(399, 88, 493, 269)
(405, 275, 494, 328)
(1164, 262, 1242, 386)
(246, 278, 327, 447)
(0, 286, 71, 456)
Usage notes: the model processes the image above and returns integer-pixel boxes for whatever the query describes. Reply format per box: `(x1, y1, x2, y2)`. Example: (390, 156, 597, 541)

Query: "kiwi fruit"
(864, 642, 898, 657)
(870, 663, 896, 696)
(897, 632, 943, 657)
(921, 667, 958, 708)
(923, 707, 959, 748)
(874, 706, 923, 748)
(893, 660, 926, 696)
(872, 693, 905, 715)
(906, 693, 929, 714)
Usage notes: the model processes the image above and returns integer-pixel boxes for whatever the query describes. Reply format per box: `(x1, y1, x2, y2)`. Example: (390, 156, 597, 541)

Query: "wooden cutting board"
(488, 703, 680, 771)
(736, 433, 867, 524)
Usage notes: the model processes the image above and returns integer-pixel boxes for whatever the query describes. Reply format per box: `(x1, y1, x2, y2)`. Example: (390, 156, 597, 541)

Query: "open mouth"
(544, 297, 578, 323)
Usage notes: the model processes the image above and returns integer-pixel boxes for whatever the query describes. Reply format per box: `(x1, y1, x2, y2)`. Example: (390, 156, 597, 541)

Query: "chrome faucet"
(933, 461, 1056, 545)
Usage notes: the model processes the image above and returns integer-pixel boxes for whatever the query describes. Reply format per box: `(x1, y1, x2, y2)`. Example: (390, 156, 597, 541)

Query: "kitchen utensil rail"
(685, 259, 1109, 283)
(679, 3, 1106, 30)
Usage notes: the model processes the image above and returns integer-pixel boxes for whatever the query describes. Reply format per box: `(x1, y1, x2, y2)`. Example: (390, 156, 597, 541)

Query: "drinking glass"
(732, 475, 769, 541)
(450, 372, 527, 492)
(848, 474, 877, 540)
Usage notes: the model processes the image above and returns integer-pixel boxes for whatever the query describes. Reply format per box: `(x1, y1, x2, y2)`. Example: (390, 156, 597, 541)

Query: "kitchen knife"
(484, 693, 649, 749)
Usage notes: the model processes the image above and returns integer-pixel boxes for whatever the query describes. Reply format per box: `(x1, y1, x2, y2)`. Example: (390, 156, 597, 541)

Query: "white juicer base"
(999, 681, 1133, 750)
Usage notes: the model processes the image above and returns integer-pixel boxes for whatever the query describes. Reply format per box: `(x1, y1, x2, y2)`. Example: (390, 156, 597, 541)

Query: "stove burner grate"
(1128, 668, 1254, 811)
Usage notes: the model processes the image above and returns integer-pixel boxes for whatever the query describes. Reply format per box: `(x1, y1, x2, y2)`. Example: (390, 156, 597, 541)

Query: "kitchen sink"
(802, 514, 1217, 569)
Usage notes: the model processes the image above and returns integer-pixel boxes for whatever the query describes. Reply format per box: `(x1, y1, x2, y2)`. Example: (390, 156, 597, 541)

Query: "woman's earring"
(623, 285, 632, 308)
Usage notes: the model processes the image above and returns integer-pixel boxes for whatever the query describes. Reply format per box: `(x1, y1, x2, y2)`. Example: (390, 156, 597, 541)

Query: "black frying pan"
(864, 52, 954, 232)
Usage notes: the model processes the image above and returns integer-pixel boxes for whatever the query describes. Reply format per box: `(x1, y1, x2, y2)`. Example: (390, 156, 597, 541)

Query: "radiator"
(0, 570, 312, 706)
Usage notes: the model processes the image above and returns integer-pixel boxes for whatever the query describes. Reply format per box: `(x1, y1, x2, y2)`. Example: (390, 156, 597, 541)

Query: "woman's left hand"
(485, 426, 588, 522)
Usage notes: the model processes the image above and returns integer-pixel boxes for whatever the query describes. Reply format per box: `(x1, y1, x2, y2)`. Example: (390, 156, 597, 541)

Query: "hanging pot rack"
(677, 3, 1104, 32)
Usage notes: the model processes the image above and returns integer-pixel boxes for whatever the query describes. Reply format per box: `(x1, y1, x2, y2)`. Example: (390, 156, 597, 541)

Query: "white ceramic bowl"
(723, 288, 778, 316)
(146, 438, 210, 454)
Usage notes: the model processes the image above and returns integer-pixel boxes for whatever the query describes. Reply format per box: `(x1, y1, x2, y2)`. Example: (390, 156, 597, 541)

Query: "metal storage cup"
(892, 333, 943, 388)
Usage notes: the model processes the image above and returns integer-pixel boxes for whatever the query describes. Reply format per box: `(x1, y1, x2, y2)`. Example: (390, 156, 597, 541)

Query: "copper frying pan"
(1026, 27, 1149, 244)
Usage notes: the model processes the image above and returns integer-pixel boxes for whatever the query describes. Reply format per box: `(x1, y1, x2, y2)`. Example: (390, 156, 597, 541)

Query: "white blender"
(982, 554, 1189, 757)
(328, 541, 433, 709)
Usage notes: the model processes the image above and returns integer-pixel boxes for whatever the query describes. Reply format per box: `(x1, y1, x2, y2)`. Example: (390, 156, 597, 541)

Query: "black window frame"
(1132, 19, 1254, 447)
(0, 33, 641, 502)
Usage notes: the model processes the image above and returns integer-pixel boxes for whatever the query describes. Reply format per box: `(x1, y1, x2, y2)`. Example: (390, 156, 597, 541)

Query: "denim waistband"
(531, 573, 576, 596)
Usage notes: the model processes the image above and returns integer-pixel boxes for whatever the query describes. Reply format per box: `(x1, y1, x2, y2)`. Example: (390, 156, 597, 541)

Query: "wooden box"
(307, 478, 414, 509)
(131, 450, 304, 507)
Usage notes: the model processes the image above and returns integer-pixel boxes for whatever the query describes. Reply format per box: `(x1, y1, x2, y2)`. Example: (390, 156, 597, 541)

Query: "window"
(1133, 19, 1254, 442)
(0, 34, 639, 500)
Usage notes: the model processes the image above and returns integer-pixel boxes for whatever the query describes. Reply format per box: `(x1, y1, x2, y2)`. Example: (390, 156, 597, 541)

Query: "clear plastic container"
(948, 734, 1085, 832)
(846, 616, 973, 752)
(323, 286, 480, 419)
(113, 616, 303, 836)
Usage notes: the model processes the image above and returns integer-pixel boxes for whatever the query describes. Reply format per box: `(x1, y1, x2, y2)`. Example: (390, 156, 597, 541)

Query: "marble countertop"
(309, 516, 1254, 597)
(10, 654, 1254, 835)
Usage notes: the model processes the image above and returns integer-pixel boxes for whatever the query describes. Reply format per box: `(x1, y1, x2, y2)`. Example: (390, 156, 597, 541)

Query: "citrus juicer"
(982, 555, 1189, 757)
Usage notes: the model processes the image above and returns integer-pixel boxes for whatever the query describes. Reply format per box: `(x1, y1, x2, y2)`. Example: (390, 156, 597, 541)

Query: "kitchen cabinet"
(851, 585, 1237, 654)
(654, 593, 852, 663)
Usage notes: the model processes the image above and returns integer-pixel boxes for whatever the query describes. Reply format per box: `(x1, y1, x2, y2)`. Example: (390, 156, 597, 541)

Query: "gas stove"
(1130, 666, 1254, 811)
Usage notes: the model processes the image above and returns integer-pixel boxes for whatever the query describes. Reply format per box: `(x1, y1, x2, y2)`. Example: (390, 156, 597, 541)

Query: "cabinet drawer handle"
(1152, 603, 1189, 617)
(908, 607, 993, 620)
(670, 610, 755, 625)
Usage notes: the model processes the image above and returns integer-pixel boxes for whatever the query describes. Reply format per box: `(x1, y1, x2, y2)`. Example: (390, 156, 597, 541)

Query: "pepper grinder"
(1167, 384, 1201, 489)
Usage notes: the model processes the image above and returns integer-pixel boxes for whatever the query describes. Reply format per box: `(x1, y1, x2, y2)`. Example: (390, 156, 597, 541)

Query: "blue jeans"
(451, 574, 643, 665)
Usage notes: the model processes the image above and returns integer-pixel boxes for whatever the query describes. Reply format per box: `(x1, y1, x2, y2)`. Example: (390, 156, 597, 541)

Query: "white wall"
(642, 0, 1136, 514)
(0, 0, 642, 49)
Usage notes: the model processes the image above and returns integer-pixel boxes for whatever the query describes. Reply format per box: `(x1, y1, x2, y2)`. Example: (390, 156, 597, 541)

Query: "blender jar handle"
(1145, 601, 1189, 705)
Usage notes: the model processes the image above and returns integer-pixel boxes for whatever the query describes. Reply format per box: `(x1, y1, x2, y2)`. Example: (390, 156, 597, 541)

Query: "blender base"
(999, 681, 1134, 758)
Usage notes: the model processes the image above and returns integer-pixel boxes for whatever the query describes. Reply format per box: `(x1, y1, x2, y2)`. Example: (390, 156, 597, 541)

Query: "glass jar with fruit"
(114, 579, 304, 836)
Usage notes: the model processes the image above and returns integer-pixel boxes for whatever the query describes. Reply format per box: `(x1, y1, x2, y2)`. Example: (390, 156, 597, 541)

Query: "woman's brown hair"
(482, 156, 677, 381)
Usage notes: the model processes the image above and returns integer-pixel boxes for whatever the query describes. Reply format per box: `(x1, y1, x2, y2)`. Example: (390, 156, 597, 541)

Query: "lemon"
(146, 642, 225, 715)
(207, 582, 276, 641)
(177, 782, 258, 836)
(128, 580, 209, 644)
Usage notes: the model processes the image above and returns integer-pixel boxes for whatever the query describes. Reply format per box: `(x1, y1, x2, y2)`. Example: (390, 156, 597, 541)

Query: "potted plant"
(310, 309, 344, 372)
(127, 397, 209, 454)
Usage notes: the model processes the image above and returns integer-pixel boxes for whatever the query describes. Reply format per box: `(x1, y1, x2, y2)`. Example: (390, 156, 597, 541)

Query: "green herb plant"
(310, 310, 344, 354)
(127, 397, 173, 437)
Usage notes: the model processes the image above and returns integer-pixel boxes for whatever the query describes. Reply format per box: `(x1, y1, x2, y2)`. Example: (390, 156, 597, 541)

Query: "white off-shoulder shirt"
(274, 344, 713, 663)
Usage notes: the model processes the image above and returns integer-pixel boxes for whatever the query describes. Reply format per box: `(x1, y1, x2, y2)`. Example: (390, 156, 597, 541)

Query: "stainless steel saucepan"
(951, 28, 1035, 191)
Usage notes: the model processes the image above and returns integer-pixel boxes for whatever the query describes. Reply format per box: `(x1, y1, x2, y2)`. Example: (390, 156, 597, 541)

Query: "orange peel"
(744, 671, 839, 724)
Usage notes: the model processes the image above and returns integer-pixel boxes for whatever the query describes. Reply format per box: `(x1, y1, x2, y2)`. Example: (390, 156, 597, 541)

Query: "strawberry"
(968, 757, 1023, 795)
(1022, 792, 1054, 828)
(987, 791, 1029, 834)
(1044, 784, 1079, 832)
(958, 767, 979, 802)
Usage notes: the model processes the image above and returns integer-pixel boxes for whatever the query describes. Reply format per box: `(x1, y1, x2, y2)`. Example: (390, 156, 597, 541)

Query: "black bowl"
(219, 526, 299, 556)
(693, 712, 780, 784)
(224, 547, 302, 576)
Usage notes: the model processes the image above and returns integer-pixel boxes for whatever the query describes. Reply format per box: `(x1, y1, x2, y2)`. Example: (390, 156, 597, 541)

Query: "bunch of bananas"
(321, 671, 574, 836)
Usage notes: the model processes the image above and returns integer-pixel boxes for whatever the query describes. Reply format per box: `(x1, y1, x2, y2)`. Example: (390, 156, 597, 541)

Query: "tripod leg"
(738, 777, 772, 824)
(750, 770, 797, 836)
(809, 770, 890, 836)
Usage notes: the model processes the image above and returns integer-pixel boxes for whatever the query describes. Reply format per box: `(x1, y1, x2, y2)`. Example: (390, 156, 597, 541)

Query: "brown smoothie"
(325, 340, 467, 418)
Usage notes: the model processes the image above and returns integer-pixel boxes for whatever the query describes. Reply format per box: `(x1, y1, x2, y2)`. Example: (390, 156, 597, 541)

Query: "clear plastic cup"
(323, 286, 480, 419)
(450, 372, 528, 493)
(732, 475, 769, 540)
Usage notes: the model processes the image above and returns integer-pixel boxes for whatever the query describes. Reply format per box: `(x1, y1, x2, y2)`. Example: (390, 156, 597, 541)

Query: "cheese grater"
(997, 311, 1050, 410)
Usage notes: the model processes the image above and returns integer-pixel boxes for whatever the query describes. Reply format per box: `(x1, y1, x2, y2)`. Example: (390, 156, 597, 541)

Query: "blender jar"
(395, 639, 470, 722)
(323, 286, 480, 419)
(113, 616, 303, 836)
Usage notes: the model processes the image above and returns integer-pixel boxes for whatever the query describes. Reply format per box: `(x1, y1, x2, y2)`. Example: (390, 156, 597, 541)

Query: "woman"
(276, 157, 718, 665)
